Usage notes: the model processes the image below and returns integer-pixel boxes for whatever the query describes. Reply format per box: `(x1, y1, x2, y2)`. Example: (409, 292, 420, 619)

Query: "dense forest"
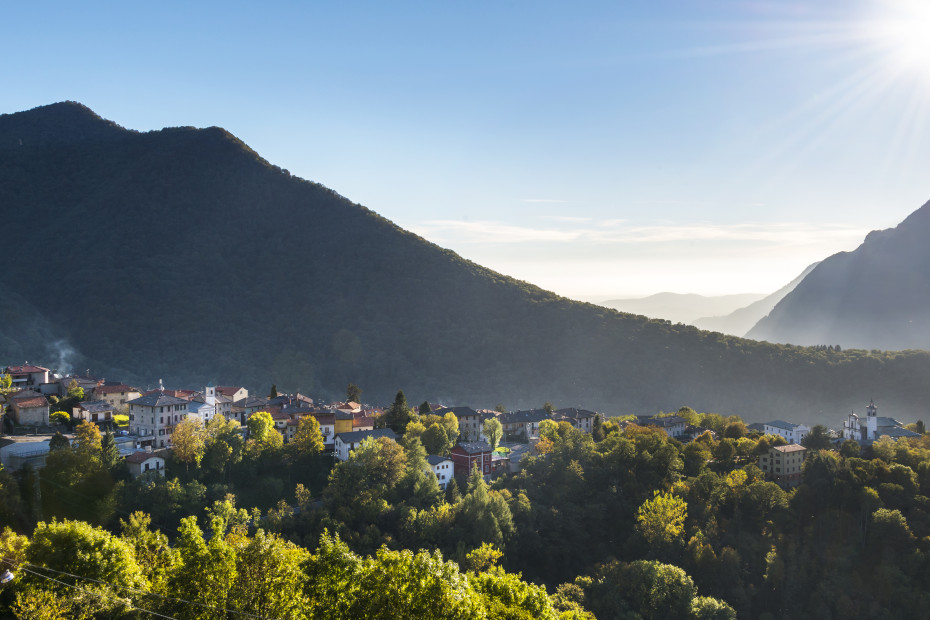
(3, 102, 930, 425)
(3, 404, 930, 618)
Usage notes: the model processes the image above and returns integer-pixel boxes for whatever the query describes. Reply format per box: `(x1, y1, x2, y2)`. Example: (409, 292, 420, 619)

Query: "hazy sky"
(3, 0, 929, 299)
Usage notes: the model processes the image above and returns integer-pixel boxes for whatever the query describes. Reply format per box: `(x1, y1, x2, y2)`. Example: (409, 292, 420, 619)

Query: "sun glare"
(864, 0, 930, 81)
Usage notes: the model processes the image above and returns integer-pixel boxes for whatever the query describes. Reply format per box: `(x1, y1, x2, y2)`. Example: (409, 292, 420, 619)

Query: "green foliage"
(484, 417, 503, 450)
(346, 383, 362, 403)
(49, 410, 70, 426)
(290, 415, 325, 457)
(636, 490, 688, 548)
(386, 390, 413, 433)
(172, 416, 206, 469)
(802, 424, 833, 450)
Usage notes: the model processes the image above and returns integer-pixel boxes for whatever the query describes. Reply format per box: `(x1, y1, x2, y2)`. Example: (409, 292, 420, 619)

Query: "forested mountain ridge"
(748, 200, 930, 350)
(3, 101, 930, 425)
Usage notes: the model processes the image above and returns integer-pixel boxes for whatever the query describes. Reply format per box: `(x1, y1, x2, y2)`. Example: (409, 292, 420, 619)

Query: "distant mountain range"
(748, 200, 930, 351)
(599, 293, 765, 326)
(2, 101, 930, 425)
(693, 263, 819, 337)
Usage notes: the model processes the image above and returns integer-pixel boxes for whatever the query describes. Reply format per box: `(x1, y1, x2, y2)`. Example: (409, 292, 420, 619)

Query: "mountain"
(693, 263, 819, 336)
(3, 102, 930, 426)
(748, 201, 930, 351)
(599, 293, 765, 326)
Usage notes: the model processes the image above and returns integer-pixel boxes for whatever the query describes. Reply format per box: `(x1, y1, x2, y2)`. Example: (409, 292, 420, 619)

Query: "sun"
(862, 0, 930, 82)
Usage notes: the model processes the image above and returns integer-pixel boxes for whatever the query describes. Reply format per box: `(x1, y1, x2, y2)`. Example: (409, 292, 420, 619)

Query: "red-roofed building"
(5, 363, 50, 390)
(9, 391, 50, 425)
(125, 451, 166, 479)
(91, 384, 141, 413)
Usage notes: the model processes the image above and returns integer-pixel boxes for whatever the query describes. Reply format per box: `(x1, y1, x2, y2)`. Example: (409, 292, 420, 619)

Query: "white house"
(763, 420, 810, 444)
(334, 428, 397, 461)
(425, 454, 454, 489)
(72, 399, 116, 424)
(125, 451, 166, 479)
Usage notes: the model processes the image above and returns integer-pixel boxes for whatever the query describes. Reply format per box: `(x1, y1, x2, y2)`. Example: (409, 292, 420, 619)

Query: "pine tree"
(100, 431, 123, 473)
(269, 384, 278, 399)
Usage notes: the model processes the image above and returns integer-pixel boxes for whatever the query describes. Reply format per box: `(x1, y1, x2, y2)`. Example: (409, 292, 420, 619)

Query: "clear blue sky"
(4, 0, 929, 299)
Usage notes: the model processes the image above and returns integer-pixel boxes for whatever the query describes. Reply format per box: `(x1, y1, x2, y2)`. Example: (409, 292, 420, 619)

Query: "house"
(334, 428, 398, 461)
(425, 455, 454, 489)
(499, 442, 531, 473)
(636, 415, 687, 439)
(498, 409, 550, 441)
(232, 396, 269, 425)
(8, 391, 50, 425)
(72, 399, 116, 424)
(57, 375, 103, 397)
(555, 407, 597, 433)
(125, 451, 166, 479)
(436, 406, 496, 442)
(91, 384, 141, 413)
(128, 391, 192, 449)
(4, 363, 50, 390)
(763, 420, 810, 444)
(188, 387, 232, 423)
(352, 415, 375, 431)
(758, 444, 807, 488)
(842, 400, 920, 443)
(216, 386, 248, 402)
(450, 441, 493, 478)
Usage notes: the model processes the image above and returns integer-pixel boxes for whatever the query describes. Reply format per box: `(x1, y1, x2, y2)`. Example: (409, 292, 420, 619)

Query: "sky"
(3, 0, 929, 300)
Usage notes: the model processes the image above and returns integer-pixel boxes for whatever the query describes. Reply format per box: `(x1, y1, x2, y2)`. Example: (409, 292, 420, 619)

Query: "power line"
(3, 559, 279, 620)
(14, 564, 180, 620)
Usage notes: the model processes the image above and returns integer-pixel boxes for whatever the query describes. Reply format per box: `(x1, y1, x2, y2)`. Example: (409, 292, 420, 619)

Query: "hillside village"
(4, 360, 930, 619)
(1, 360, 921, 490)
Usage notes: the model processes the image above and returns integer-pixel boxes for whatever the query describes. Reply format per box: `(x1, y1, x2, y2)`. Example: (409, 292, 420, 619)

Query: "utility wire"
(14, 564, 180, 620)
(3, 559, 278, 620)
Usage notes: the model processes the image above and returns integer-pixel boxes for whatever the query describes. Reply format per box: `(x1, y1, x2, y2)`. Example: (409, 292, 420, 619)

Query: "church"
(841, 400, 920, 443)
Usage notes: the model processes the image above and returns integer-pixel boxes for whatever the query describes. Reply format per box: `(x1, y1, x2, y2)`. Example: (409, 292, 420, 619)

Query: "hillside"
(3, 102, 930, 425)
(599, 292, 765, 326)
(748, 201, 930, 351)
(693, 262, 819, 336)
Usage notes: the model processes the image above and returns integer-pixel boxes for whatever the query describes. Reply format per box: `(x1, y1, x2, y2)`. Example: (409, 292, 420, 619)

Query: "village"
(0, 361, 922, 491)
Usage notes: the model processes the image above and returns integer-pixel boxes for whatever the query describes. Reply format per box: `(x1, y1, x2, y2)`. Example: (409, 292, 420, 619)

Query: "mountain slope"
(693, 262, 819, 336)
(599, 293, 765, 326)
(2, 102, 930, 425)
(748, 201, 930, 350)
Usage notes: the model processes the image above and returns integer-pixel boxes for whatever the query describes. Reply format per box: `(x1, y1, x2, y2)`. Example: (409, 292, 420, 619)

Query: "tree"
(291, 415, 325, 457)
(592, 414, 605, 442)
(48, 431, 70, 452)
(802, 424, 833, 451)
(269, 384, 278, 399)
(723, 421, 747, 439)
(840, 439, 861, 458)
(636, 490, 687, 548)
(419, 400, 431, 415)
(421, 423, 453, 456)
(483, 417, 503, 451)
(170, 516, 238, 617)
(495, 403, 505, 413)
(346, 383, 361, 403)
(100, 431, 124, 474)
(386, 390, 413, 433)
(172, 417, 206, 471)
(543, 402, 555, 415)
(24, 519, 146, 616)
(247, 411, 275, 443)
(72, 419, 102, 463)
(49, 410, 70, 426)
